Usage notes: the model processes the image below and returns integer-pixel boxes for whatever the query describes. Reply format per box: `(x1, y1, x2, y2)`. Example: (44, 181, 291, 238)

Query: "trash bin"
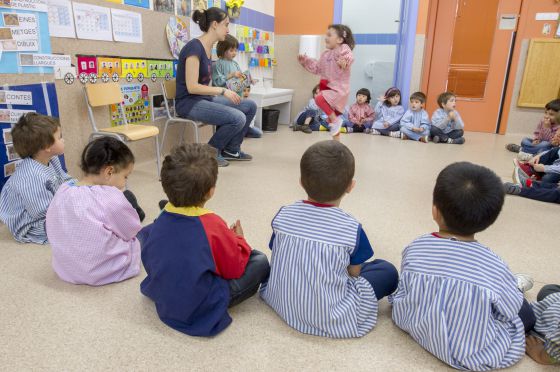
(262, 108, 280, 132)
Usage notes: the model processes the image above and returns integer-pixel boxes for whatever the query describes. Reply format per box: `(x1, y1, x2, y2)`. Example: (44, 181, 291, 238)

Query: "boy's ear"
(346, 179, 356, 194)
(205, 186, 216, 201)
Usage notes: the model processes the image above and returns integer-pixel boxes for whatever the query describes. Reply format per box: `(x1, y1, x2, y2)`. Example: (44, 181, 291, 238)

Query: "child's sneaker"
(517, 151, 533, 162)
(319, 125, 328, 131)
(448, 137, 465, 145)
(301, 125, 312, 134)
(419, 136, 429, 143)
(432, 135, 441, 143)
(506, 143, 521, 153)
(329, 117, 343, 137)
(342, 127, 351, 133)
(370, 129, 380, 135)
(512, 159, 530, 185)
(515, 273, 534, 293)
(503, 182, 521, 195)
(400, 132, 408, 140)
(364, 128, 371, 134)
(389, 131, 401, 138)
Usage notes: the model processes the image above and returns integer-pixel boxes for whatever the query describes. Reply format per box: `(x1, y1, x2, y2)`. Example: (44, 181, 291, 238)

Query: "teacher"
(175, 7, 256, 167)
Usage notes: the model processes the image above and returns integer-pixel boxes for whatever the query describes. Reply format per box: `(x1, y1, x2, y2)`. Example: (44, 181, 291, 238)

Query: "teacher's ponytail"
(192, 7, 228, 33)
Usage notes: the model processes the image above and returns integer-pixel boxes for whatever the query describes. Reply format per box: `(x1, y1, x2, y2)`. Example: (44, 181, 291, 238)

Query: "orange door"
(423, 0, 522, 133)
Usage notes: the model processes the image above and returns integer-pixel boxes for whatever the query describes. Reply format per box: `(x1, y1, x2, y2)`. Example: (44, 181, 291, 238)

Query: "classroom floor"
(1, 126, 558, 371)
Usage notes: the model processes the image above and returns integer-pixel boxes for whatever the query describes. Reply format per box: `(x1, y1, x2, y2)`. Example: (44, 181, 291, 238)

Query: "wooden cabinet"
(518, 38, 560, 108)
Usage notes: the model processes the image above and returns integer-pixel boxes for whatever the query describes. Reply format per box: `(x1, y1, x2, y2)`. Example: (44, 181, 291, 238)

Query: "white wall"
(242, 0, 274, 16)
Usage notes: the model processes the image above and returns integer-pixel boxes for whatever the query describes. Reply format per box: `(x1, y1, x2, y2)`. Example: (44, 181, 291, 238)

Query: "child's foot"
(301, 125, 312, 134)
(503, 182, 521, 195)
(515, 273, 534, 293)
(329, 117, 343, 137)
(419, 136, 429, 143)
(517, 151, 533, 162)
(343, 127, 352, 133)
(448, 137, 465, 145)
(432, 135, 441, 143)
(370, 129, 380, 135)
(401, 132, 408, 140)
(389, 131, 401, 138)
(364, 128, 371, 134)
(158, 199, 168, 210)
(506, 143, 521, 153)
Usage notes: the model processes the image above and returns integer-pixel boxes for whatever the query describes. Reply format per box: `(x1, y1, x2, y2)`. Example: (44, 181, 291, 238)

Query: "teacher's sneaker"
(222, 150, 253, 161)
(515, 273, 534, 293)
(329, 117, 343, 137)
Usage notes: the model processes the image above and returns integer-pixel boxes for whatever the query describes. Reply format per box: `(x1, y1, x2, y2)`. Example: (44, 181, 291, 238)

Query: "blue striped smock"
(389, 234, 525, 371)
(0, 157, 72, 244)
(260, 201, 378, 338)
(531, 292, 560, 363)
(372, 101, 405, 130)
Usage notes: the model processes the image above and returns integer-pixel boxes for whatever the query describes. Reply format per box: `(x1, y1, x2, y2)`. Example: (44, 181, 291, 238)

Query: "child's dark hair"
(545, 98, 560, 112)
(216, 34, 239, 58)
(328, 24, 355, 50)
(437, 92, 455, 109)
(80, 137, 134, 175)
(300, 141, 354, 203)
(161, 143, 218, 207)
(433, 162, 504, 236)
(356, 88, 371, 104)
(312, 84, 320, 96)
(11, 113, 60, 158)
(383, 87, 401, 106)
(410, 91, 427, 104)
(192, 7, 228, 33)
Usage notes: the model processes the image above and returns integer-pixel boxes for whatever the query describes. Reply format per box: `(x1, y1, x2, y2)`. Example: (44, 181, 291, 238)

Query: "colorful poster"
(153, 0, 174, 14)
(111, 8, 142, 43)
(97, 56, 121, 80)
(123, 0, 150, 9)
(166, 15, 188, 59)
(0, 8, 52, 73)
(175, 0, 189, 17)
(121, 58, 147, 81)
(0, 83, 66, 190)
(47, 0, 75, 38)
(192, 0, 206, 11)
(109, 83, 150, 126)
(72, 2, 112, 41)
(147, 59, 173, 80)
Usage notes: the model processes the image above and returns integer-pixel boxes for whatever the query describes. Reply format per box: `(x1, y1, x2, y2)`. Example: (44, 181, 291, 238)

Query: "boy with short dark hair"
(506, 99, 560, 160)
(140, 143, 269, 337)
(0, 113, 72, 244)
(390, 162, 535, 370)
(261, 141, 398, 338)
(400, 91, 431, 142)
(430, 92, 465, 144)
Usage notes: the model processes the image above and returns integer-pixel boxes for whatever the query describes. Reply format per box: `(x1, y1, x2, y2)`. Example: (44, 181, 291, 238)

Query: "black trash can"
(262, 108, 280, 132)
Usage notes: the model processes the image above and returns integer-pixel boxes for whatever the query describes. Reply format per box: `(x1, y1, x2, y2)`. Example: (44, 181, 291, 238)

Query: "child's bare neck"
(437, 229, 476, 242)
(307, 197, 342, 207)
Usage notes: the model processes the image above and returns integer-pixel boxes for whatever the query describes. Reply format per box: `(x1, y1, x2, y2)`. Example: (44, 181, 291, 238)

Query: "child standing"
(526, 284, 560, 365)
(371, 87, 404, 137)
(0, 113, 72, 244)
(506, 99, 560, 160)
(390, 162, 535, 370)
(298, 24, 355, 138)
(46, 137, 142, 286)
(140, 143, 270, 337)
(293, 84, 327, 134)
(399, 92, 430, 142)
(342, 88, 375, 133)
(430, 92, 465, 144)
(261, 141, 398, 338)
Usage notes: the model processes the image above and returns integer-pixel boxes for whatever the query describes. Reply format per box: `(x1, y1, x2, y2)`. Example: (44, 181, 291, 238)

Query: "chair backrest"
(162, 79, 176, 100)
(85, 82, 123, 107)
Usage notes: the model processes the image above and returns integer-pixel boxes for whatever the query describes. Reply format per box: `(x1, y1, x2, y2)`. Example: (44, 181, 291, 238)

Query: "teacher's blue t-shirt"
(176, 38, 213, 113)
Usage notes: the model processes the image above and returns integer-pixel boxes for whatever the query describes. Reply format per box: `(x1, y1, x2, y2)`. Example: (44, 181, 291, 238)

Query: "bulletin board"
(518, 38, 560, 108)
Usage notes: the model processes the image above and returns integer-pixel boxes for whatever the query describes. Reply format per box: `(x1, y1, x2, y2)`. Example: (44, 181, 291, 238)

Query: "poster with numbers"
(47, 0, 75, 38)
(72, 2, 112, 41)
(111, 8, 142, 43)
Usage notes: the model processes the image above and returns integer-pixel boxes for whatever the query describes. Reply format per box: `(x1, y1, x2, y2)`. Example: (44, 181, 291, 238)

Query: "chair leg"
(155, 135, 162, 178)
(160, 120, 170, 155)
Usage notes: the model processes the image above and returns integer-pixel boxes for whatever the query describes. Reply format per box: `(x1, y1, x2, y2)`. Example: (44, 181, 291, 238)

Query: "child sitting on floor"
(399, 91, 430, 143)
(293, 84, 328, 134)
(140, 143, 270, 337)
(342, 88, 375, 133)
(46, 137, 143, 286)
(506, 99, 560, 161)
(260, 140, 398, 338)
(526, 284, 560, 365)
(390, 162, 535, 371)
(371, 87, 404, 137)
(513, 146, 560, 186)
(0, 113, 72, 244)
(430, 92, 465, 144)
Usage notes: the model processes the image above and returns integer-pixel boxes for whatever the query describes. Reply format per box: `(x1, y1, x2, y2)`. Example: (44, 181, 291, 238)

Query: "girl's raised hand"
(378, 95, 386, 102)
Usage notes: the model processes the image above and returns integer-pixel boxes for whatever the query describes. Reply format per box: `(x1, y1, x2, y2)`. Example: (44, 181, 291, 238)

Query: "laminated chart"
(109, 83, 150, 126)
(147, 59, 173, 81)
(97, 56, 122, 82)
(0, 0, 53, 74)
(111, 8, 142, 44)
(72, 2, 112, 41)
(0, 82, 66, 190)
(121, 58, 147, 82)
